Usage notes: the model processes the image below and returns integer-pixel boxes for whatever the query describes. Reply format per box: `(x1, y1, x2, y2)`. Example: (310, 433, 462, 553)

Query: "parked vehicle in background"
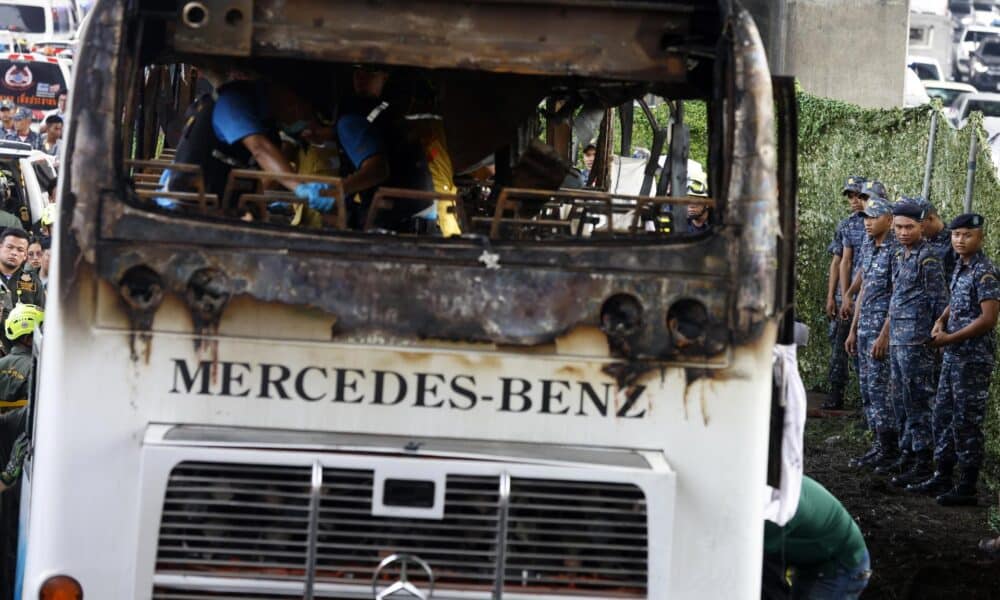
(953, 24, 1000, 80)
(951, 0, 976, 35)
(0, 140, 52, 228)
(950, 91, 1000, 126)
(924, 80, 977, 108)
(969, 38, 1000, 88)
(0, 0, 76, 46)
(905, 68, 933, 107)
(0, 52, 69, 120)
(909, 5, 954, 77)
(974, 0, 997, 24)
(908, 55, 945, 80)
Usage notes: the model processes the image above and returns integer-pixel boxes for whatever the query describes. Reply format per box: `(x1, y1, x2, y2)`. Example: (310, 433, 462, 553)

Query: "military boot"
(821, 388, 845, 410)
(873, 442, 907, 475)
(849, 436, 882, 469)
(905, 463, 954, 495)
(937, 467, 979, 507)
(890, 449, 933, 488)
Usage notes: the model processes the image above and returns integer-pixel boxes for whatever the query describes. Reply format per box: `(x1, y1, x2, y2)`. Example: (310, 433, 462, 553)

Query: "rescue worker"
(162, 75, 326, 211)
(823, 176, 867, 410)
(880, 199, 949, 487)
(763, 476, 871, 598)
(0, 304, 40, 403)
(0, 229, 44, 309)
(685, 169, 710, 233)
(38, 204, 54, 239)
(908, 214, 999, 505)
(0, 303, 38, 598)
(0, 425, 26, 494)
(305, 66, 436, 231)
(845, 197, 898, 470)
(4, 108, 40, 151)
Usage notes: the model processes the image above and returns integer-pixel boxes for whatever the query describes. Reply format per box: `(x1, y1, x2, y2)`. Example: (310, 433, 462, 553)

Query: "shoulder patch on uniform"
(920, 256, 940, 266)
(980, 273, 998, 284)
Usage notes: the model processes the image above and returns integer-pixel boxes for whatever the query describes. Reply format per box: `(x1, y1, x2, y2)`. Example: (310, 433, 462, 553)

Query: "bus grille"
(154, 462, 647, 598)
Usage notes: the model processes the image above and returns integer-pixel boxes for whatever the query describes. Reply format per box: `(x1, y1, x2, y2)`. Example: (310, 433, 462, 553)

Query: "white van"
(0, 0, 77, 45)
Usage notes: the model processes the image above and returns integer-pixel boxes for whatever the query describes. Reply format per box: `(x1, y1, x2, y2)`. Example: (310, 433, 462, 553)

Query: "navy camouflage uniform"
(890, 238, 949, 453)
(933, 251, 1000, 472)
(827, 180, 867, 397)
(857, 227, 897, 435)
(926, 227, 956, 278)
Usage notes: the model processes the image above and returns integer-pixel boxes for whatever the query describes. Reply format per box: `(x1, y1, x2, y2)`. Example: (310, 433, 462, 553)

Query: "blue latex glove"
(416, 201, 438, 221)
(295, 182, 335, 213)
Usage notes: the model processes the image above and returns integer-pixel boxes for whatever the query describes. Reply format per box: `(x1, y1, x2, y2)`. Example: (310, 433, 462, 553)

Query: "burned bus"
(20, 0, 797, 598)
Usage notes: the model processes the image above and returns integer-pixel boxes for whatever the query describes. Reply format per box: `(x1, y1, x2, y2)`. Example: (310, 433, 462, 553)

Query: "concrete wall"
(745, 0, 910, 109)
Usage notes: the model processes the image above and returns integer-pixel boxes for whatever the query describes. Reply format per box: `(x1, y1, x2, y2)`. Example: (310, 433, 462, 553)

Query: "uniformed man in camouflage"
(915, 197, 956, 289)
(880, 200, 949, 487)
(907, 214, 999, 505)
(845, 197, 898, 469)
(823, 176, 867, 409)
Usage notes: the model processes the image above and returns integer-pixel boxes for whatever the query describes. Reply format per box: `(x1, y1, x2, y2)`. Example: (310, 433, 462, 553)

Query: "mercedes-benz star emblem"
(371, 553, 435, 600)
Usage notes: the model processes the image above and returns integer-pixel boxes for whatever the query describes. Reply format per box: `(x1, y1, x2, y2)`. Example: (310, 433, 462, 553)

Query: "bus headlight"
(39, 575, 82, 599)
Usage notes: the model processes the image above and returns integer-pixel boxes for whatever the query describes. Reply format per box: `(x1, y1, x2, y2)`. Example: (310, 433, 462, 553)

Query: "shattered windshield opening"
(125, 60, 715, 242)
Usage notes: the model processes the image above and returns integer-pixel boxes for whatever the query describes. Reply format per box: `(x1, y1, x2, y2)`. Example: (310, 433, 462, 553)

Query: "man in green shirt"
(764, 476, 871, 598)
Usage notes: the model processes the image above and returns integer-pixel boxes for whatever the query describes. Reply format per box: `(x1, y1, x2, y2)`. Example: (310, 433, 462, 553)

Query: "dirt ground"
(805, 402, 1000, 599)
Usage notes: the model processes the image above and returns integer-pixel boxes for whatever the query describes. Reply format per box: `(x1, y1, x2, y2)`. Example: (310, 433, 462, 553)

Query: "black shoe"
(849, 443, 882, 469)
(875, 448, 909, 475)
(821, 390, 845, 410)
(891, 450, 932, 487)
(905, 470, 953, 495)
(937, 468, 979, 506)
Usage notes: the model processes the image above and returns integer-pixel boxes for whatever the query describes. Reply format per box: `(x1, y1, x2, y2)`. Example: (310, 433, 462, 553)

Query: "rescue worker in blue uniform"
(845, 197, 898, 469)
(907, 213, 1000, 505)
(823, 176, 867, 409)
(880, 200, 949, 487)
(162, 76, 329, 212)
(305, 66, 436, 231)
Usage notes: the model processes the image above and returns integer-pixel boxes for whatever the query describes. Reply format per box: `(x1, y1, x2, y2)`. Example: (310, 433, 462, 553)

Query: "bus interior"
(123, 0, 730, 243)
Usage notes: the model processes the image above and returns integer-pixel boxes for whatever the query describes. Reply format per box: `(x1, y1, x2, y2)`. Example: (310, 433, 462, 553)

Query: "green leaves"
(793, 92, 1000, 494)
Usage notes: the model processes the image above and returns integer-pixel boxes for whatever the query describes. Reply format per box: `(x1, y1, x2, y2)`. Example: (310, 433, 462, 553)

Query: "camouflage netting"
(626, 93, 1000, 504)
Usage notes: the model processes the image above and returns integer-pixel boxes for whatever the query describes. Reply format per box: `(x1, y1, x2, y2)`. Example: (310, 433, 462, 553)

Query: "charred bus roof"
(136, 0, 729, 97)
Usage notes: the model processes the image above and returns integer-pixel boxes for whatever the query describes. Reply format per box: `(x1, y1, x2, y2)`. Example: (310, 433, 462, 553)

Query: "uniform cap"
(860, 197, 892, 217)
(911, 195, 936, 215)
(842, 176, 867, 195)
(0, 100, 13, 111)
(892, 199, 925, 221)
(949, 213, 985, 229)
(4, 303, 42, 340)
(860, 180, 887, 201)
(12, 108, 31, 121)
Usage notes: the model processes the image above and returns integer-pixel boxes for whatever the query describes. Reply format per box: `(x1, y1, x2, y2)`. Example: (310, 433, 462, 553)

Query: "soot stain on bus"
(60, 2, 783, 399)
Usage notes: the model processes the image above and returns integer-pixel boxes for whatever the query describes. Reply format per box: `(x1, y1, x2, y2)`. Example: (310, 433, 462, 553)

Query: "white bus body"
(19, 1, 792, 598)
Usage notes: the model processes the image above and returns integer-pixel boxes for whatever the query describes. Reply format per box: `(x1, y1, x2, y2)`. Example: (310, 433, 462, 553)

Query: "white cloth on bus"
(762, 342, 806, 526)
